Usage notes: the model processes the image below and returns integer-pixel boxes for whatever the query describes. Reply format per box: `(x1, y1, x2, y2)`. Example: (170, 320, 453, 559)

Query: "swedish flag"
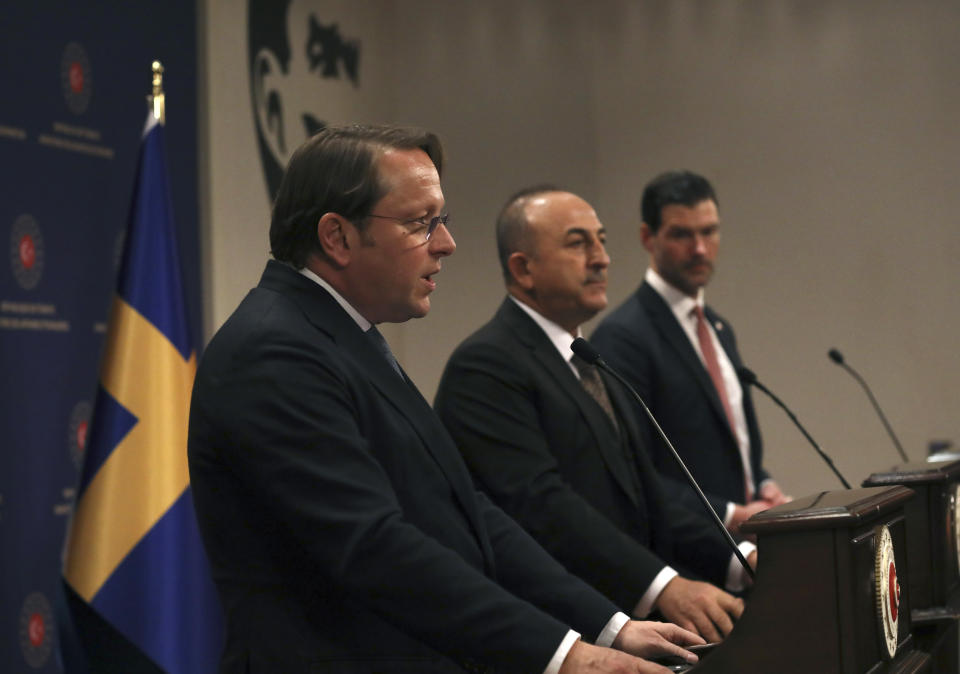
(63, 107, 221, 672)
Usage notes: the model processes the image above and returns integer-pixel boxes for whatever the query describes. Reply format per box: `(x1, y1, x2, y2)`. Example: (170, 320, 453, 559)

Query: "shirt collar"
(509, 295, 583, 363)
(299, 266, 372, 332)
(645, 267, 704, 321)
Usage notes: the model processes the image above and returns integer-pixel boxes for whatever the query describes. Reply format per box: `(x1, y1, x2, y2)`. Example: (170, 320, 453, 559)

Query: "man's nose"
(429, 222, 456, 256)
(692, 234, 708, 255)
(590, 241, 610, 268)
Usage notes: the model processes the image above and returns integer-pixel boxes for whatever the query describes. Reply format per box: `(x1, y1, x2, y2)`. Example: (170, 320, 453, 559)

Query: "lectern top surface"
(741, 485, 914, 534)
(864, 458, 960, 486)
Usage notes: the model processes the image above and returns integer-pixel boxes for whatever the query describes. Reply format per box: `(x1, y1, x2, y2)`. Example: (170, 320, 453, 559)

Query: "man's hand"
(654, 576, 744, 643)
(558, 640, 688, 674)
(612, 619, 704, 660)
(727, 500, 771, 536)
(759, 481, 791, 506)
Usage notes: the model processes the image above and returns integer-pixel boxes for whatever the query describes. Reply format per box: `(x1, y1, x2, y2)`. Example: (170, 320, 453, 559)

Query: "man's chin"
(665, 271, 710, 296)
(582, 297, 607, 319)
(409, 299, 431, 320)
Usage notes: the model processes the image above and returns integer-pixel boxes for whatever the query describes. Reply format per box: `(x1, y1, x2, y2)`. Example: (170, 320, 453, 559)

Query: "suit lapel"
(260, 262, 493, 567)
(498, 300, 642, 508)
(638, 282, 737, 445)
(707, 307, 740, 370)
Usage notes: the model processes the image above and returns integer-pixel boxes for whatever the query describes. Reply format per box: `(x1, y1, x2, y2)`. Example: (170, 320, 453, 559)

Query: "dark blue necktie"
(367, 325, 403, 378)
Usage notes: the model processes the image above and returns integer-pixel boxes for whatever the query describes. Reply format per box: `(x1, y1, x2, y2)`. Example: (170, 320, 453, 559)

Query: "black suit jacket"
(591, 281, 768, 517)
(188, 262, 619, 673)
(434, 298, 732, 613)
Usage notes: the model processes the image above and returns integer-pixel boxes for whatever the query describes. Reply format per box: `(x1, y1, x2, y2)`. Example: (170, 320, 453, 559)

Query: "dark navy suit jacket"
(188, 261, 618, 673)
(591, 281, 769, 518)
(435, 298, 732, 613)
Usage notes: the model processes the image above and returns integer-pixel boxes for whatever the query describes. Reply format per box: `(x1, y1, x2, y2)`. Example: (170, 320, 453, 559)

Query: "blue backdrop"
(1, 3, 202, 671)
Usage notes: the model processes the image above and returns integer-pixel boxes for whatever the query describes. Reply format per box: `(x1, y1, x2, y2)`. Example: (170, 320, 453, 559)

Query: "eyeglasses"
(364, 213, 449, 243)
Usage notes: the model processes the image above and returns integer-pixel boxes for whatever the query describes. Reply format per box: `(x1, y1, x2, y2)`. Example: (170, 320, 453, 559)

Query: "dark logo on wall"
(61, 42, 92, 115)
(307, 18, 360, 83)
(19, 592, 55, 668)
(10, 214, 45, 290)
(248, 0, 363, 199)
(68, 401, 92, 471)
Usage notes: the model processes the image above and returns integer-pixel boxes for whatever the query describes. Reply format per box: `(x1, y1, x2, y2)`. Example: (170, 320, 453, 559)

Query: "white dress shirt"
(645, 268, 756, 510)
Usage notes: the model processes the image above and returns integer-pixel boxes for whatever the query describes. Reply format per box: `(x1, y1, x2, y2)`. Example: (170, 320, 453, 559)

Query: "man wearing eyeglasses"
(591, 171, 789, 537)
(188, 126, 703, 673)
(435, 187, 756, 646)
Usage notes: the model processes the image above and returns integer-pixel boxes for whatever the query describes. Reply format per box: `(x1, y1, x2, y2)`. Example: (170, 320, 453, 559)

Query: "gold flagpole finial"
(149, 60, 165, 125)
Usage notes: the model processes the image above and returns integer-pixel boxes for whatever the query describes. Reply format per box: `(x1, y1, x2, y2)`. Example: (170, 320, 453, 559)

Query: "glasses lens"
(425, 214, 448, 241)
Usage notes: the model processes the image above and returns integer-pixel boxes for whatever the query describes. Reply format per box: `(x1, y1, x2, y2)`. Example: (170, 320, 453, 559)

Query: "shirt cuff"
(632, 566, 679, 617)
(544, 629, 582, 674)
(723, 501, 735, 527)
(596, 612, 631, 648)
(725, 541, 757, 592)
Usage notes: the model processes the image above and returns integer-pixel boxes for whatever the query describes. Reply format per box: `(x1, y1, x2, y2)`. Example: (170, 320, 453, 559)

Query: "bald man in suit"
(436, 186, 755, 645)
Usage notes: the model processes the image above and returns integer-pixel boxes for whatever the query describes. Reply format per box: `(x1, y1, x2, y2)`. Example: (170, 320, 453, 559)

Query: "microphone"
(736, 366, 851, 489)
(827, 348, 909, 463)
(571, 338, 755, 581)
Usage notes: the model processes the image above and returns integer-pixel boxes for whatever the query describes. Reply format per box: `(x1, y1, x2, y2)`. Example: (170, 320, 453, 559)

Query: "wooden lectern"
(687, 486, 929, 673)
(864, 460, 960, 672)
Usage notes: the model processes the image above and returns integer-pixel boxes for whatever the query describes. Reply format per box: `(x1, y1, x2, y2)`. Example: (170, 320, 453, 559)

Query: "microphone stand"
(740, 368, 851, 490)
(828, 349, 909, 463)
(572, 339, 755, 582)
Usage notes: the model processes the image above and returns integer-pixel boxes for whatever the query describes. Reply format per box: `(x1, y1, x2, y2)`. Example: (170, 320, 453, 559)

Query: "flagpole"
(149, 60, 165, 125)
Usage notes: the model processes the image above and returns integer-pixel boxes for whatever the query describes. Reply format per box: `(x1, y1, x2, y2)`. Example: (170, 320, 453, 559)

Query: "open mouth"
(422, 269, 440, 288)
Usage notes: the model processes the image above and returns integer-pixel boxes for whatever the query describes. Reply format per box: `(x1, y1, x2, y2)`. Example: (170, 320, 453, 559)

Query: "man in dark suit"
(435, 187, 755, 645)
(188, 127, 702, 673)
(591, 171, 788, 535)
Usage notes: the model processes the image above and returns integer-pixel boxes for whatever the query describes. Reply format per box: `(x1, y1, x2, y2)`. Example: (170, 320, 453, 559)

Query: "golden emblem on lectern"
(952, 484, 960, 578)
(874, 524, 899, 659)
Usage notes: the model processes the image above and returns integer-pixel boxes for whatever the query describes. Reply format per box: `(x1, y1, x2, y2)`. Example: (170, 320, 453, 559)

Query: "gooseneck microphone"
(827, 348, 909, 463)
(736, 366, 851, 490)
(571, 338, 755, 581)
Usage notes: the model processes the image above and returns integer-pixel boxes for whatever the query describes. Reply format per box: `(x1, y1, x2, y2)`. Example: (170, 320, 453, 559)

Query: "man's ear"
(317, 213, 351, 267)
(639, 222, 654, 253)
(507, 251, 535, 291)
(252, 48, 289, 167)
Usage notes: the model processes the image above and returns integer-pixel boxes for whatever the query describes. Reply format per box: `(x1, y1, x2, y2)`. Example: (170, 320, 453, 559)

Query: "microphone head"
(736, 366, 758, 385)
(571, 337, 602, 365)
(828, 348, 844, 365)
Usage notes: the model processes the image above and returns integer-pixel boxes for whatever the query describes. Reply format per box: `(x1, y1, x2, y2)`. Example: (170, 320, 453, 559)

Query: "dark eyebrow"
(668, 223, 719, 233)
(565, 227, 606, 238)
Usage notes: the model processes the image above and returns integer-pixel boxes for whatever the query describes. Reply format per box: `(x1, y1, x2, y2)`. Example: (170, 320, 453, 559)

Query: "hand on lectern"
(559, 621, 703, 674)
(654, 577, 744, 644)
(613, 620, 705, 660)
(728, 500, 771, 536)
(759, 480, 791, 506)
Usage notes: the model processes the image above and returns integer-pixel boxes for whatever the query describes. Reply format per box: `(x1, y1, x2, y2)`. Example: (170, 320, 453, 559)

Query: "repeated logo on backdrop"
(18, 592, 54, 668)
(60, 42, 92, 115)
(2, 5, 202, 669)
(68, 401, 92, 471)
(9, 214, 45, 291)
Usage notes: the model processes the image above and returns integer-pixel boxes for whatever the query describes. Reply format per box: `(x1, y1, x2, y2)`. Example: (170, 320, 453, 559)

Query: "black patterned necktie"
(571, 354, 619, 432)
(367, 325, 403, 378)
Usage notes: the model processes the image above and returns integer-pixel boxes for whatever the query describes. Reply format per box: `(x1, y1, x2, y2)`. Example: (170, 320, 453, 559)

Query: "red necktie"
(694, 306, 751, 500)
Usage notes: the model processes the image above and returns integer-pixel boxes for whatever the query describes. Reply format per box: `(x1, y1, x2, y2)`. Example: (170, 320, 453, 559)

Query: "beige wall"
(201, 0, 959, 500)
